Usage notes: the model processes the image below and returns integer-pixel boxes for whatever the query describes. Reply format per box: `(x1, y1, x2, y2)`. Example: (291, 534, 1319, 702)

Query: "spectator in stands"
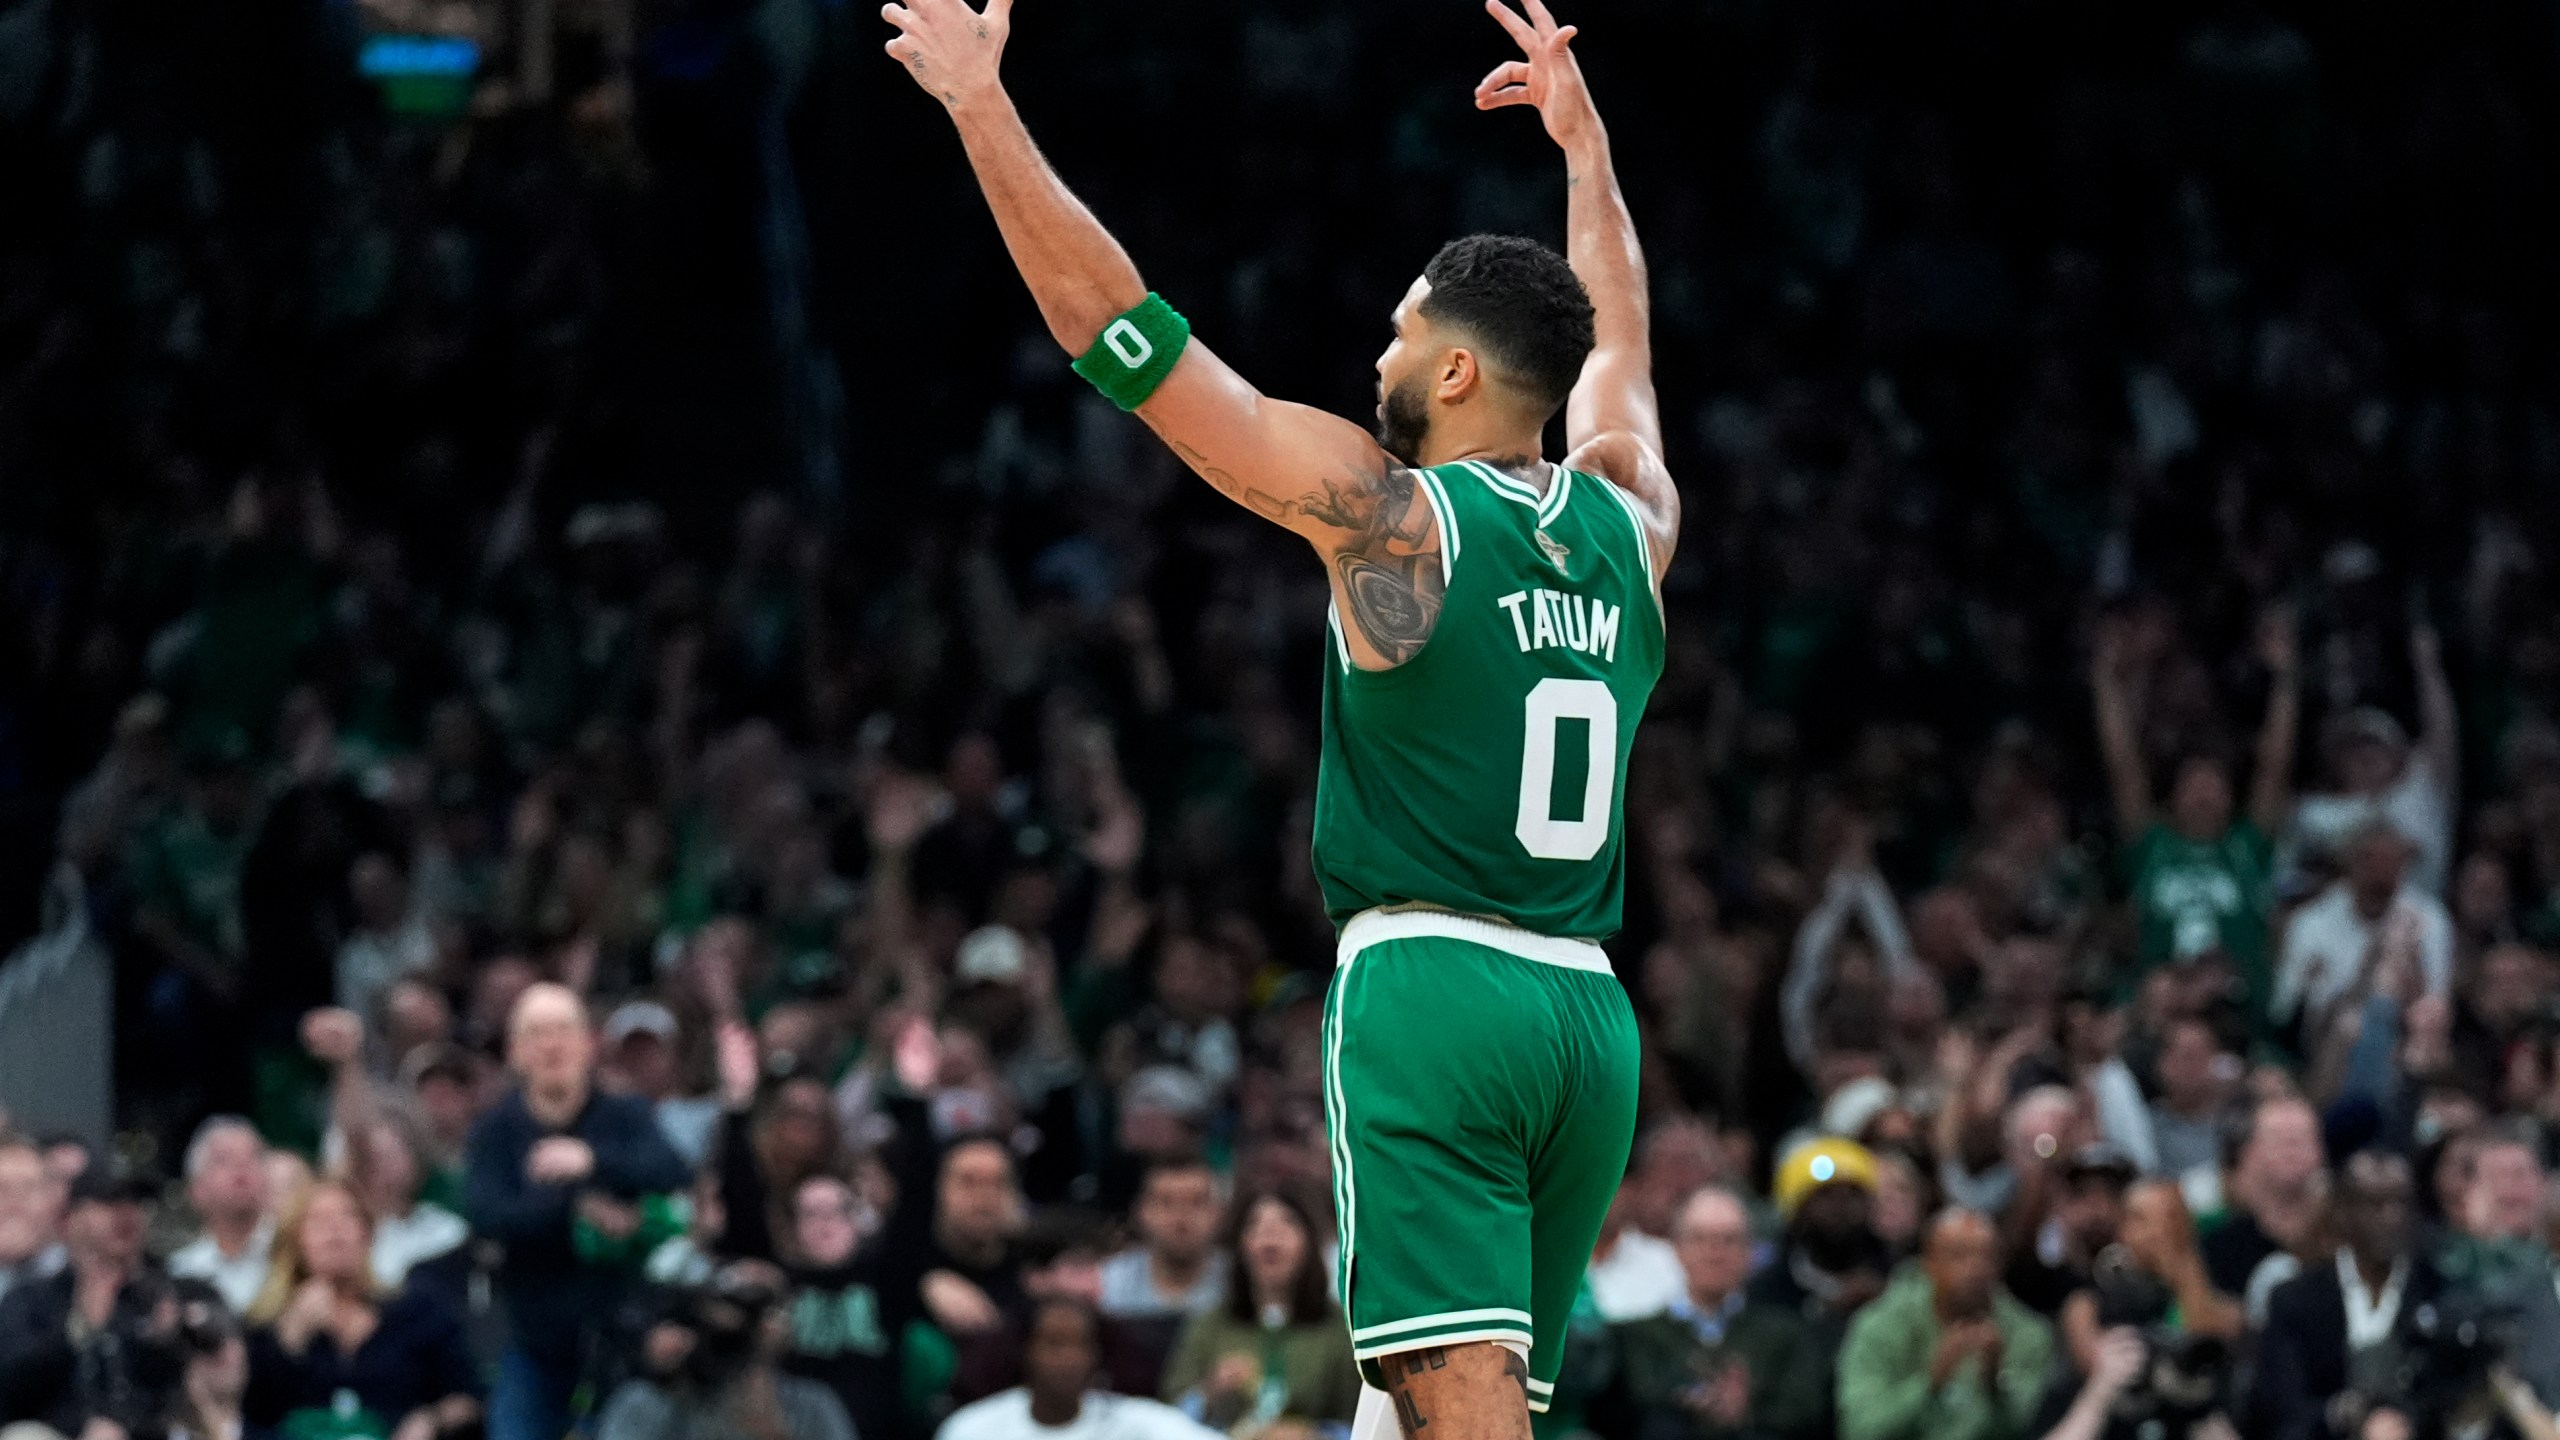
(718, 1063, 845, 1267)
(1751, 1140, 1890, 1381)
(0, 1140, 64, 1307)
(783, 1173, 920, 1440)
(349, 1110, 470, 1295)
(601, 1001, 722, 1168)
(1099, 1159, 1227, 1322)
(242, 1179, 481, 1440)
(1588, 1183, 1686, 1325)
(1836, 1209, 2054, 1440)
(2274, 823, 2453, 1039)
(892, 1135, 1029, 1365)
(939, 1296, 1220, 1440)
(2005, 1144, 2134, 1318)
(337, 851, 437, 1022)
(303, 1007, 470, 1296)
(168, 1115, 275, 1312)
(2057, 1180, 2241, 1377)
(466, 982, 691, 1440)
(2147, 1018, 2236, 1183)
(1160, 1191, 1359, 1428)
(2093, 609, 2296, 1020)
(1589, 1119, 1719, 1323)
(598, 1260, 856, 1440)
(1610, 1186, 1825, 1440)
(167, 1281, 251, 1440)
(2458, 1131, 2544, 1247)
(2287, 628, 2459, 897)
(2201, 1096, 2325, 1309)
(2254, 1149, 2436, 1440)
(0, 1165, 184, 1439)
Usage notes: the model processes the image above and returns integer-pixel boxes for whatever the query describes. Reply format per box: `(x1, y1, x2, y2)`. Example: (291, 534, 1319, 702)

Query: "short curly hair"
(1419, 234, 1596, 416)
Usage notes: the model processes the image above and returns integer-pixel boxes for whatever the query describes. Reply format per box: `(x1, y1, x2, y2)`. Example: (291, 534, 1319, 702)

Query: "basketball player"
(885, 2, 1673, 1437)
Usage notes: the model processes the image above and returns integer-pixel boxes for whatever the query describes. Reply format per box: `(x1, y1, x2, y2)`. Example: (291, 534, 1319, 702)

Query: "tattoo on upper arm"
(1154, 432, 1444, 663)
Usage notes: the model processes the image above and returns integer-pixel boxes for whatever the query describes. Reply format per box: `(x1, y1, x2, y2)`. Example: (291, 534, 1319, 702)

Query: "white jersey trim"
(1414, 467, 1460, 584)
(1462, 460, 1542, 507)
(1536, 465, 1573, 526)
(1337, 908, 1613, 975)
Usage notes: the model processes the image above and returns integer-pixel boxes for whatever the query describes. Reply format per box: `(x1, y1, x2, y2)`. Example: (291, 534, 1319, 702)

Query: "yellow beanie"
(1773, 1138, 1879, 1221)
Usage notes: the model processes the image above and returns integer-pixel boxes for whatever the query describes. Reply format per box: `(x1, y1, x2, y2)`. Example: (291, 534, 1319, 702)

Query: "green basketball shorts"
(1321, 909, 1640, 1413)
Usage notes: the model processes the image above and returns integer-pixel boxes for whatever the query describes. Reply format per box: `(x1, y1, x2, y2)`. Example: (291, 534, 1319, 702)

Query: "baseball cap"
(603, 1000, 681, 1048)
(398, 1041, 479, 1091)
(1773, 1138, 1878, 1221)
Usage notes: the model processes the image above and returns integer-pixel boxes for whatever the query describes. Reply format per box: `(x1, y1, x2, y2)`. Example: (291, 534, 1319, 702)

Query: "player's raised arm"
(1477, 0, 1678, 577)
(880, 0, 1422, 572)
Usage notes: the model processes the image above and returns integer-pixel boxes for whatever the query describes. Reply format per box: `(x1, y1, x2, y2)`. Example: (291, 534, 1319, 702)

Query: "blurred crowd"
(11, 1, 2560, 1440)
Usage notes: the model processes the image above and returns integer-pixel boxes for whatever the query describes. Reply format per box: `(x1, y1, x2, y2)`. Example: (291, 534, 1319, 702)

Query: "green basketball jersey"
(1314, 460, 1666, 939)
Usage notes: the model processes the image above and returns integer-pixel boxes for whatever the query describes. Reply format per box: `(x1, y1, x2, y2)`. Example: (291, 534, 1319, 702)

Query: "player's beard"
(1376, 375, 1431, 467)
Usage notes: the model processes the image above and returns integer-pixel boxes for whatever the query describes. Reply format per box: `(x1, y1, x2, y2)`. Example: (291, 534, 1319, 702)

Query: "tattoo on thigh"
(1503, 1349, 1528, 1396)
(1384, 1348, 1449, 1433)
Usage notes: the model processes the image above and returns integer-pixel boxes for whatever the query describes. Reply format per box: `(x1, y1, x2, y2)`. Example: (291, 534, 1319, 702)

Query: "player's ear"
(1435, 347, 1482, 405)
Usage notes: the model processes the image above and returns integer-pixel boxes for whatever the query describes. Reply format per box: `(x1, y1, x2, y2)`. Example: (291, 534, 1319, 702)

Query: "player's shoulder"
(1564, 429, 1673, 490)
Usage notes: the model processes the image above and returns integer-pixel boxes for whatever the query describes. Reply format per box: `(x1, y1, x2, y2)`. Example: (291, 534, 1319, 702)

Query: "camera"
(2385, 1287, 2525, 1435)
(672, 1262, 791, 1393)
(2090, 1248, 2234, 1440)
(172, 1281, 242, 1357)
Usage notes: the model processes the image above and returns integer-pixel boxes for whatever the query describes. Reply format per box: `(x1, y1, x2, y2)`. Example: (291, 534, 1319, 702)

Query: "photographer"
(597, 1260, 855, 1440)
(2060, 1181, 2242, 1380)
(2038, 1328, 2240, 1440)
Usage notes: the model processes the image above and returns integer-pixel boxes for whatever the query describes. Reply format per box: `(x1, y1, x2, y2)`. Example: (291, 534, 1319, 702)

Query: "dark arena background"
(6, 2, 2560, 1439)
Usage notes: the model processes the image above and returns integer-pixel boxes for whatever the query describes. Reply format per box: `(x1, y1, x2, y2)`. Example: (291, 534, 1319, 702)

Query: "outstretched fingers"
(1485, 0, 1539, 52)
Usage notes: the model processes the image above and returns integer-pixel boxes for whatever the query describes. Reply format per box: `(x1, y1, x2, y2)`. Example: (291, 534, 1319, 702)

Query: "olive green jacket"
(1835, 1268, 2055, 1440)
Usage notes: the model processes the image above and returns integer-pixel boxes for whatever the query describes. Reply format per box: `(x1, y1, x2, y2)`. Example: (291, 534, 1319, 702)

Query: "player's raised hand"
(1476, 0, 1596, 146)
(883, 0, 1013, 108)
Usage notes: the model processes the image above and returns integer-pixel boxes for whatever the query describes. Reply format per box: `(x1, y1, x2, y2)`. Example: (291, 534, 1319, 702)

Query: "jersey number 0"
(1515, 678, 1619, 862)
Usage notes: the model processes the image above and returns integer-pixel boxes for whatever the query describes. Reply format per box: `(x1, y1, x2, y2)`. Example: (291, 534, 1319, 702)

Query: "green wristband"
(1072, 293, 1190, 411)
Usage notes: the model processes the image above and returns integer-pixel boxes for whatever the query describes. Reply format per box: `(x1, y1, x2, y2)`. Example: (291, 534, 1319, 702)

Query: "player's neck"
(1420, 428, 1549, 482)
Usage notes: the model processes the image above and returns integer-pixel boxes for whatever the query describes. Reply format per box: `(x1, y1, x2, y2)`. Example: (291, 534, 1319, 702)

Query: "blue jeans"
(490, 1345, 582, 1440)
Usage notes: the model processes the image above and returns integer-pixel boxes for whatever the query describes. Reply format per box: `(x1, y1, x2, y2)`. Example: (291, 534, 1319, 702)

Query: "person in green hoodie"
(1837, 1209, 2053, 1440)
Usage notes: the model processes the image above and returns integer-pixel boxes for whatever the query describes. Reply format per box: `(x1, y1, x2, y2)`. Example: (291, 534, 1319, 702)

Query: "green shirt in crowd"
(2126, 820, 2275, 1011)
(1836, 1268, 2054, 1440)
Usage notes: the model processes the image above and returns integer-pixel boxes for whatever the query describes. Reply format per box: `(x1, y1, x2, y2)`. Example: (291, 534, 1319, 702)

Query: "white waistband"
(1336, 908, 1614, 975)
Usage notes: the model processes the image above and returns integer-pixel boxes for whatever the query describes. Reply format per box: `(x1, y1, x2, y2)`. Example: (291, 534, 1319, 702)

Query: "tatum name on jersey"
(1314, 459, 1665, 940)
